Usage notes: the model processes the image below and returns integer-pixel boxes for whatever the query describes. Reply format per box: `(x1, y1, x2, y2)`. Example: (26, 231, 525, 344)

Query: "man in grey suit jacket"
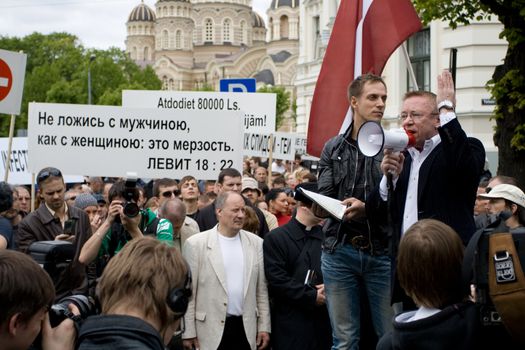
(182, 191, 271, 350)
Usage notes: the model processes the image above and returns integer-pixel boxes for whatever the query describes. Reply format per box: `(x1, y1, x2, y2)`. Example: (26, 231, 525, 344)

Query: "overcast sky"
(0, 0, 272, 50)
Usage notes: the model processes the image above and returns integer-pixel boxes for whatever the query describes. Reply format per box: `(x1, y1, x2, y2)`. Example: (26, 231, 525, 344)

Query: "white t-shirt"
(217, 232, 245, 316)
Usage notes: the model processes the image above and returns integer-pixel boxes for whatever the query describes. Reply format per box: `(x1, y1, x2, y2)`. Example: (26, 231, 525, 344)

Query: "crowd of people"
(1, 70, 524, 350)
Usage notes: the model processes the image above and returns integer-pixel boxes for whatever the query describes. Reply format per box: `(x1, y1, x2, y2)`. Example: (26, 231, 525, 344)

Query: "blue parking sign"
(219, 78, 256, 93)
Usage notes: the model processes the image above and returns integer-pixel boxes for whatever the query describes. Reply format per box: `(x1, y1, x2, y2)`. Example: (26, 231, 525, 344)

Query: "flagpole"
(402, 42, 419, 91)
(3, 114, 16, 182)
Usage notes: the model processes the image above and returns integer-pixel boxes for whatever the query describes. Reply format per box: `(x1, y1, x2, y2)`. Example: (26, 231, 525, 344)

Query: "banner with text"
(0, 137, 84, 184)
(28, 103, 243, 179)
(122, 90, 276, 133)
(292, 134, 320, 161)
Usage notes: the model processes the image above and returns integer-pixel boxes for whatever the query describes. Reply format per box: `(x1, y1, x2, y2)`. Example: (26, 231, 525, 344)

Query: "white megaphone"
(357, 121, 416, 157)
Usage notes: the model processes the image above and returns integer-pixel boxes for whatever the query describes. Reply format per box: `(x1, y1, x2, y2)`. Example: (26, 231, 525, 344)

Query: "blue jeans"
(322, 243, 392, 350)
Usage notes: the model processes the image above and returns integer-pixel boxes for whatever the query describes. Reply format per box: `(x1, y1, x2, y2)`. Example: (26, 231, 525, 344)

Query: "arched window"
(280, 15, 289, 39)
(177, 6, 181, 16)
(176, 30, 182, 49)
(144, 46, 149, 60)
(169, 79, 175, 90)
(162, 76, 169, 90)
(269, 18, 273, 40)
(240, 20, 247, 44)
(204, 19, 213, 42)
(162, 30, 169, 49)
(170, 6, 174, 16)
(223, 18, 231, 42)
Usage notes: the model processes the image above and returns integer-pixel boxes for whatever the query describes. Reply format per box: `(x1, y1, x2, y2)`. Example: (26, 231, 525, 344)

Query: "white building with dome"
(126, 0, 300, 130)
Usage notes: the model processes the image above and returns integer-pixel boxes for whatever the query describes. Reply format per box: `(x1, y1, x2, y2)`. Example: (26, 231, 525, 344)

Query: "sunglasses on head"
(161, 190, 180, 198)
(37, 169, 62, 183)
(485, 187, 492, 193)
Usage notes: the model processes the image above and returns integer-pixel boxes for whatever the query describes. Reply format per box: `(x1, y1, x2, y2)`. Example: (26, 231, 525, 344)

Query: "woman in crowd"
(265, 188, 291, 226)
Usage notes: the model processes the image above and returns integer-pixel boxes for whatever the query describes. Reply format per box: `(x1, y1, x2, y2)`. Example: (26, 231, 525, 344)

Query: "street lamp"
(87, 54, 96, 104)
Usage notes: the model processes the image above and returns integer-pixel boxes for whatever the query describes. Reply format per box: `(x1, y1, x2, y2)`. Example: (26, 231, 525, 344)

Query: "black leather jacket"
(317, 124, 385, 253)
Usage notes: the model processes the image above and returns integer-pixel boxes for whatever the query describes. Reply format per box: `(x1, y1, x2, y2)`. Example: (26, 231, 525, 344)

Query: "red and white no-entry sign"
(0, 49, 27, 115)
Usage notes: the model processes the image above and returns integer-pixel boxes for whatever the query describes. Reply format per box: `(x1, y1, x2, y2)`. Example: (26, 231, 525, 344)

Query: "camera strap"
(488, 232, 525, 344)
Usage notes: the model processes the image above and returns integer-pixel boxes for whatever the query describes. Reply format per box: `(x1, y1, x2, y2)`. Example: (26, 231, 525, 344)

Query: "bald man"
(159, 198, 199, 252)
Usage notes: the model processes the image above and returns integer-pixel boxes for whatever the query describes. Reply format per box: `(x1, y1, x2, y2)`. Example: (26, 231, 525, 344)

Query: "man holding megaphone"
(366, 70, 486, 308)
(316, 74, 393, 349)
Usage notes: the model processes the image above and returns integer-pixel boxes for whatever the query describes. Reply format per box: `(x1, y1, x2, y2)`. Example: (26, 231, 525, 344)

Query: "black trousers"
(217, 315, 251, 350)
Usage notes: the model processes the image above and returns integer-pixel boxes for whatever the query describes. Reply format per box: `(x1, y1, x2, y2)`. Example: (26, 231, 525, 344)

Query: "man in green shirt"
(79, 180, 173, 272)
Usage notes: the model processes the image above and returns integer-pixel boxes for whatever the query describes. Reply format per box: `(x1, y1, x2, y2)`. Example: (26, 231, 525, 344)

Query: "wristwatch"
(437, 99, 455, 112)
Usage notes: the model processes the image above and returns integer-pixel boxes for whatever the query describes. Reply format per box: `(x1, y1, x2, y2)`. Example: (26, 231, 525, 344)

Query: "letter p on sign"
(0, 49, 27, 115)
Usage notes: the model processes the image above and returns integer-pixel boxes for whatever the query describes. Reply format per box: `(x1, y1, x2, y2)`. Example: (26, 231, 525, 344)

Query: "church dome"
(128, 1, 156, 22)
(252, 12, 265, 28)
(270, 0, 299, 9)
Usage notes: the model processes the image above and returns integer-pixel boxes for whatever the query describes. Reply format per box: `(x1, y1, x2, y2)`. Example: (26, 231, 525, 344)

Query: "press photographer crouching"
(79, 178, 173, 273)
(77, 237, 191, 349)
(0, 250, 78, 350)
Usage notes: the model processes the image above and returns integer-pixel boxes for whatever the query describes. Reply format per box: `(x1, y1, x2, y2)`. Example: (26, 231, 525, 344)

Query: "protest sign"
(122, 90, 276, 134)
(0, 137, 84, 184)
(28, 103, 243, 179)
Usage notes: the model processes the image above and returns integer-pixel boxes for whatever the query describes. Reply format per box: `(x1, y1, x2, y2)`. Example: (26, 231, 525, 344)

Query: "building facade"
(125, 0, 300, 130)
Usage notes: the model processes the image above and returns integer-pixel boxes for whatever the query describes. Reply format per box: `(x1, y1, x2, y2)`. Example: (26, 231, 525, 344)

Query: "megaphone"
(357, 121, 416, 157)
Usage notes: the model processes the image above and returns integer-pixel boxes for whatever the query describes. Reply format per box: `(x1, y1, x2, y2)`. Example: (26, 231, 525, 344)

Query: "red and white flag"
(306, 0, 422, 157)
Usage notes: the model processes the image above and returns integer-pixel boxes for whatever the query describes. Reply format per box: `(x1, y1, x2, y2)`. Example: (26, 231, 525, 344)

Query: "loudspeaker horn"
(357, 121, 416, 157)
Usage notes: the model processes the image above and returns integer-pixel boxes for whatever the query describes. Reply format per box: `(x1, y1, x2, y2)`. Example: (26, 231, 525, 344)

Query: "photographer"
(79, 180, 173, 271)
(17, 167, 92, 300)
(0, 250, 78, 350)
(77, 237, 191, 349)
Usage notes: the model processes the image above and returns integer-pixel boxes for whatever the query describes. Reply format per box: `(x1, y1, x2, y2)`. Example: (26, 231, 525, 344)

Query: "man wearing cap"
(74, 193, 103, 233)
(242, 177, 278, 231)
(17, 167, 92, 300)
(478, 184, 525, 231)
(263, 182, 332, 350)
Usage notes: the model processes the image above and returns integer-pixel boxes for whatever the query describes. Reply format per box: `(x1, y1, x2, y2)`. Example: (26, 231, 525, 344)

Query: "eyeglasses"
(161, 190, 180, 198)
(37, 168, 62, 184)
(398, 111, 439, 121)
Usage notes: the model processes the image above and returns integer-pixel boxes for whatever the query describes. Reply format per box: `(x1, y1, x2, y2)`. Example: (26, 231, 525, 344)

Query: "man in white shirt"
(182, 191, 270, 350)
(367, 70, 485, 305)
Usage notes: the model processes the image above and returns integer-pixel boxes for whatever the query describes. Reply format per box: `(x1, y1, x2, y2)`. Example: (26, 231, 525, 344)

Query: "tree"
(257, 85, 292, 130)
(0, 32, 161, 136)
(412, 0, 525, 188)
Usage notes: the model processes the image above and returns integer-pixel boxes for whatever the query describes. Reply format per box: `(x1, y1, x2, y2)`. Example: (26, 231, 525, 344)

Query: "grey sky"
(0, 0, 272, 50)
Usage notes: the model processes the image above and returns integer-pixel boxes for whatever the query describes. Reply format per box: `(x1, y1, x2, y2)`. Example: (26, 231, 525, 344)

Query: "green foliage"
(0, 32, 161, 135)
(257, 85, 291, 130)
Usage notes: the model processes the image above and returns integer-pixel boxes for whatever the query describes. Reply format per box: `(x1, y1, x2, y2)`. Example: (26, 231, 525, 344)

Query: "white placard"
(293, 134, 320, 161)
(0, 49, 27, 115)
(122, 90, 276, 133)
(28, 103, 243, 179)
(243, 132, 296, 160)
(0, 137, 84, 184)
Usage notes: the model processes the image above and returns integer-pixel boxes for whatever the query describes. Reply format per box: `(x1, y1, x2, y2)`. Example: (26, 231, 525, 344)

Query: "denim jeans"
(322, 243, 393, 350)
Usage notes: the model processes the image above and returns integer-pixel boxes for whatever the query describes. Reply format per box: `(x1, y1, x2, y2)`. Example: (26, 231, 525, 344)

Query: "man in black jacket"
(17, 167, 92, 300)
(367, 70, 485, 306)
(263, 182, 332, 350)
(317, 74, 392, 349)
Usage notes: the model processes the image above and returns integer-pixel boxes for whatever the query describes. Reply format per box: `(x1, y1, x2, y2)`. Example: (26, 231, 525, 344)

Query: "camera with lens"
(122, 175, 140, 218)
(49, 294, 98, 327)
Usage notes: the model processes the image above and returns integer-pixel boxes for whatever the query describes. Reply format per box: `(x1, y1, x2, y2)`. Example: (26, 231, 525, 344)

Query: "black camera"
(49, 294, 98, 327)
(122, 176, 140, 218)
